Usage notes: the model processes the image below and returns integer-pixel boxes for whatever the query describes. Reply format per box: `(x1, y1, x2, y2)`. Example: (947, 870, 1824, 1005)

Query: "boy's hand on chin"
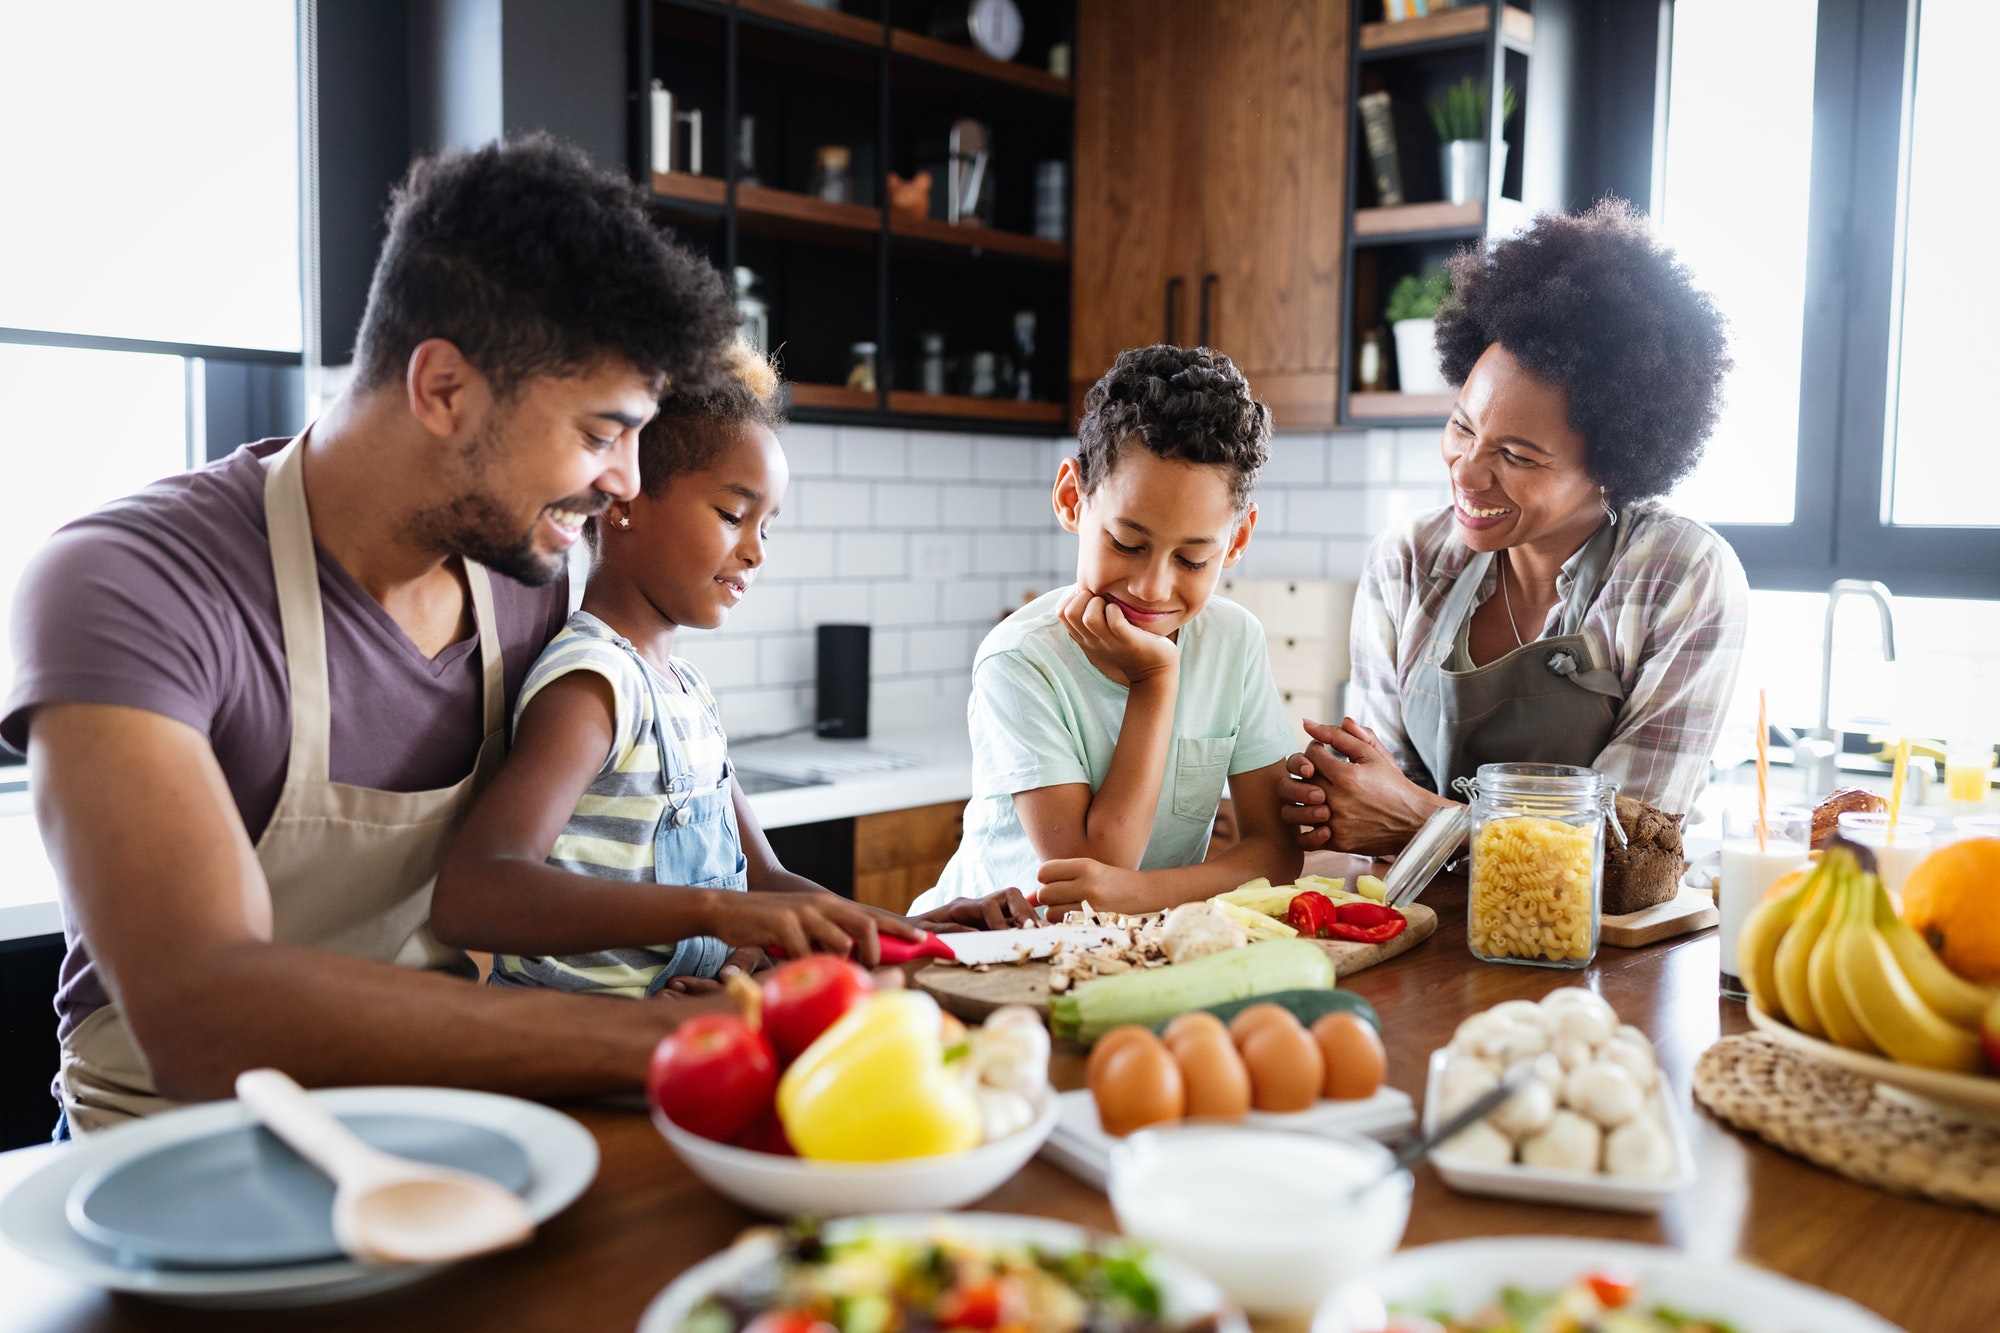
(1035, 856, 1146, 914)
(1058, 587, 1179, 686)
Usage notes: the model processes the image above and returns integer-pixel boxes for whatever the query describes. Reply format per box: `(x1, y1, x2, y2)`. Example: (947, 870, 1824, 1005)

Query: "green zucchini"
(1165, 987, 1379, 1035)
(1049, 938, 1335, 1043)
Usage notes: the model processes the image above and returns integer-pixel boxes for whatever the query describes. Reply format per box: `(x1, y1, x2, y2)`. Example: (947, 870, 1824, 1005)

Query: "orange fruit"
(1764, 867, 1810, 903)
(1899, 838, 2000, 985)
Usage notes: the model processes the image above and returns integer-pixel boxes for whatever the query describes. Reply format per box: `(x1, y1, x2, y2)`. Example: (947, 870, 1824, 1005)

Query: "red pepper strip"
(1584, 1273, 1638, 1309)
(1325, 900, 1407, 943)
(1286, 890, 1338, 939)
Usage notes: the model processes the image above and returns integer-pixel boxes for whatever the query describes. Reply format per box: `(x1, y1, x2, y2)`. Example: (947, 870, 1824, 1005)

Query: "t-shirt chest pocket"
(1171, 736, 1234, 821)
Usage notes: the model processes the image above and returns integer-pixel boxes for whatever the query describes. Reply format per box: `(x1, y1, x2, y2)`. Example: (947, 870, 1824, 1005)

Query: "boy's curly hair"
(352, 134, 737, 400)
(1076, 345, 1271, 511)
(1434, 198, 1731, 502)
(637, 338, 787, 492)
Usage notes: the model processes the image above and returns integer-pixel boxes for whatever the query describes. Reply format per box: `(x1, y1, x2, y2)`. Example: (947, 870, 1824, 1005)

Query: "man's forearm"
(121, 940, 726, 1103)
(1081, 673, 1178, 868)
(1114, 830, 1304, 914)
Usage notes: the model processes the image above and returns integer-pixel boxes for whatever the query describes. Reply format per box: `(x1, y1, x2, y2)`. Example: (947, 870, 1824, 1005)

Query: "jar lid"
(1378, 803, 1470, 909)
(1462, 762, 1607, 796)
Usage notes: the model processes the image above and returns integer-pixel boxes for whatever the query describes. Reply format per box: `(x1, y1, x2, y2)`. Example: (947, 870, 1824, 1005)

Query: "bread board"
(1599, 885, 1716, 949)
(915, 901, 1437, 1024)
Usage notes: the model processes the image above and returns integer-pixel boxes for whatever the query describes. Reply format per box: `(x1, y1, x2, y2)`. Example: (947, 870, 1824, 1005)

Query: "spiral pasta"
(1468, 815, 1597, 962)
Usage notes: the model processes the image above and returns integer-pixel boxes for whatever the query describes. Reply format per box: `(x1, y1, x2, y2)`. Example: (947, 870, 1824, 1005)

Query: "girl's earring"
(1600, 487, 1617, 526)
(616, 516, 632, 529)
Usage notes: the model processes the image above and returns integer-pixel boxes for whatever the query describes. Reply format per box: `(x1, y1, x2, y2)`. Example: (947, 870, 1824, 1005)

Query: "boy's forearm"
(1113, 830, 1304, 914)
(1081, 671, 1178, 868)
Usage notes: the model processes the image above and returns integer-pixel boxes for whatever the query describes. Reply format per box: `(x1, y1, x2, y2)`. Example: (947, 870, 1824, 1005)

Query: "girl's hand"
(1299, 717, 1452, 857)
(1058, 587, 1179, 686)
(707, 893, 918, 966)
(909, 888, 1038, 932)
(1035, 857, 1147, 914)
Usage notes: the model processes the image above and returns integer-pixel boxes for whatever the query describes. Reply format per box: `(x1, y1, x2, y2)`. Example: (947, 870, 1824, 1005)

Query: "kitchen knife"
(928, 923, 1130, 966)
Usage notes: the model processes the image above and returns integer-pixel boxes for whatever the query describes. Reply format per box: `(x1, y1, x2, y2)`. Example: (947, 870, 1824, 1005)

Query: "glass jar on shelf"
(845, 341, 878, 393)
(734, 267, 768, 357)
(1457, 763, 1620, 969)
(811, 146, 853, 204)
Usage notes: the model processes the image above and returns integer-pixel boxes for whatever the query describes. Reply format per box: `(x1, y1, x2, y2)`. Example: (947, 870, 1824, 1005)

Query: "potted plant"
(1385, 267, 1453, 395)
(1429, 77, 1517, 206)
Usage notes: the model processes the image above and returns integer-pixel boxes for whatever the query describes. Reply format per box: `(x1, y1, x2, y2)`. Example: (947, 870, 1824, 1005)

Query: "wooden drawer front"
(1276, 688, 1330, 735)
(1218, 577, 1269, 622)
(1259, 579, 1344, 638)
(1268, 634, 1337, 693)
(854, 801, 966, 875)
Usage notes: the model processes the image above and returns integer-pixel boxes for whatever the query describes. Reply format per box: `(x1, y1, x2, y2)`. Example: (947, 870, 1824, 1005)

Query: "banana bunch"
(1737, 848, 1994, 1073)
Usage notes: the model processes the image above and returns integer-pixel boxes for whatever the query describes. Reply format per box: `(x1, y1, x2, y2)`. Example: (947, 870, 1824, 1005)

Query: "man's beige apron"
(58, 433, 504, 1134)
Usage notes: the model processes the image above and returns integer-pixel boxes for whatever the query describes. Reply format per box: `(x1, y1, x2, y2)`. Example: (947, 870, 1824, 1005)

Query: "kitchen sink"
(733, 770, 831, 795)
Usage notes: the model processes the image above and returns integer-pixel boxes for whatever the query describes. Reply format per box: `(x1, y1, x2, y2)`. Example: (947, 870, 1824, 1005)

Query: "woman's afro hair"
(1075, 344, 1271, 511)
(1434, 198, 1732, 502)
(637, 336, 786, 492)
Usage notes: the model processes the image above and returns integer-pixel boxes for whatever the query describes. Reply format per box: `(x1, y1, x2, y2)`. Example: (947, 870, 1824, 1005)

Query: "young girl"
(431, 342, 923, 996)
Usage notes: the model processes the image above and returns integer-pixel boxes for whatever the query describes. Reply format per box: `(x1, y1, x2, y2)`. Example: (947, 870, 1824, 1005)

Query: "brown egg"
(1238, 1017, 1325, 1113)
(1087, 1025, 1159, 1098)
(1226, 1003, 1298, 1046)
(1171, 1031, 1251, 1120)
(1091, 1032, 1187, 1136)
(1312, 1012, 1387, 1100)
(1163, 1010, 1231, 1055)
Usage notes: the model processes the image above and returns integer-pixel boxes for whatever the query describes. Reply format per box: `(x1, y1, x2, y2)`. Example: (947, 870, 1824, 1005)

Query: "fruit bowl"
(652, 1091, 1060, 1216)
(1746, 1004, 2000, 1127)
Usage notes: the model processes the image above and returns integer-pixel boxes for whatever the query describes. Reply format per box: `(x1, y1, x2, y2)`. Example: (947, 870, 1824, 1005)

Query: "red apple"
(760, 956, 873, 1064)
(1983, 994, 2000, 1075)
(647, 1014, 777, 1143)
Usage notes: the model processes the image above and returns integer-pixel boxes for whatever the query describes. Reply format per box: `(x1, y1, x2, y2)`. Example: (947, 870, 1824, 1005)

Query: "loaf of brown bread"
(1603, 796, 1685, 916)
(1810, 787, 1889, 849)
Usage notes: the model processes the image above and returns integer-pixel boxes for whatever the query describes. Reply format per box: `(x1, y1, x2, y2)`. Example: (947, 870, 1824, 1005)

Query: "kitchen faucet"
(1805, 579, 1897, 796)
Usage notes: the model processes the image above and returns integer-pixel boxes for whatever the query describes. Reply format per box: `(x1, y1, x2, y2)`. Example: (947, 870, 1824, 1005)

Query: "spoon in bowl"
(234, 1069, 535, 1266)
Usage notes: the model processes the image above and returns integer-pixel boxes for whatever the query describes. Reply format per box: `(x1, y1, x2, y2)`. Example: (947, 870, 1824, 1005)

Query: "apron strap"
(264, 435, 333, 786)
(463, 561, 504, 736)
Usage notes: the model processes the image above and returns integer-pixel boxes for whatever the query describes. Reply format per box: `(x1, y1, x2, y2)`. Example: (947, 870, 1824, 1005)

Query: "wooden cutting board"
(915, 902, 1438, 1024)
(1600, 885, 1717, 948)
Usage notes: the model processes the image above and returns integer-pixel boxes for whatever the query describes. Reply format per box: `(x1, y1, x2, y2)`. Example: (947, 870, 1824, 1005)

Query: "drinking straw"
(1755, 689, 1769, 853)
(1888, 735, 1909, 844)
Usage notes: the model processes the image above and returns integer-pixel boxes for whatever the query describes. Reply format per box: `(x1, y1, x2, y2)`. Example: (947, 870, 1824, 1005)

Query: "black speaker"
(815, 623, 870, 739)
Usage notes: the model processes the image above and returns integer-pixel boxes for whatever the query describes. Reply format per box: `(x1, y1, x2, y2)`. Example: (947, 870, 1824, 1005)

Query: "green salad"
(1379, 1272, 1742, 1333)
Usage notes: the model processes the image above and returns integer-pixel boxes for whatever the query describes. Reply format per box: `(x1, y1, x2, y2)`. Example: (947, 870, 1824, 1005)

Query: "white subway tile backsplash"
(939, 577, 1008, 625)
(1325, 539, 1374, 579)
(1262, 436, 1328, 486)
(975, 531, 1040, 575)
(758, 633, 815, 687)
(909, 432, 976, 479)
(1236, 536, 1327, 579)
(781, 424, 838, 477)
(871, 579, 942, 626)
(721, 580, 800, 634)
(910, 531, 973, 579)
(1330, 430, 1398, 485)
(677, 634, 759, 692)
(1004, 484, 1054, 529)
(836, 427, 909, 476)
(795, 579, 871, 625)
(837, 531, 909, 578)
(871, 627, 908, 675)
(1394, 427, 1444, 484)
(797, 478, 873, 529)
(873, 482, 942, 525)
(943, 483, 1004, 528)
(716, 685, 811, 738)
(906, 625, 974, 674)
(771, 529, 835, 576)
(1250, 490, 1289, 534)
(975, 437, 1043, 482)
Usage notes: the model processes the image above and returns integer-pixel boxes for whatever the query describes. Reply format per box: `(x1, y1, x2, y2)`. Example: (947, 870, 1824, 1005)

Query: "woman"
(1289, 200, 1746, 857)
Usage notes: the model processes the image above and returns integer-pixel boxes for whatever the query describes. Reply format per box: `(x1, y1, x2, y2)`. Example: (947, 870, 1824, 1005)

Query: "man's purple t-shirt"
(1, 438, 570, 1040)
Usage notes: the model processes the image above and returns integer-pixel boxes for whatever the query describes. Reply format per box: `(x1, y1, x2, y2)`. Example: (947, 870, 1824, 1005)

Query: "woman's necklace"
(1499, 550, 1526, 648)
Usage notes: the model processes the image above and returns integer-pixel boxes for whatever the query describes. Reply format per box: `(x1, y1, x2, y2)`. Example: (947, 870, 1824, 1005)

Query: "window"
(1659, 0, 2000, 598)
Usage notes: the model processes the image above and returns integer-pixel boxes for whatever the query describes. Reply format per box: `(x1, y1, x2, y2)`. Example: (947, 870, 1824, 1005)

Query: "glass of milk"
(1718, 805, 1812, 1000)
(1106, 1125, 1411, 1319)
(1836, 811, 1935, 898)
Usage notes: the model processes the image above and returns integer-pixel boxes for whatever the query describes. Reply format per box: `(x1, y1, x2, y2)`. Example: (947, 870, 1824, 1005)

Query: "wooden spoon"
(234, 1069, 534, 1265)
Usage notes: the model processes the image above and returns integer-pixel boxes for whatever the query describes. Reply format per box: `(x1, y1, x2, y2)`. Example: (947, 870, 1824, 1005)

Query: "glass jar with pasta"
(1454, 763, 1623, 969)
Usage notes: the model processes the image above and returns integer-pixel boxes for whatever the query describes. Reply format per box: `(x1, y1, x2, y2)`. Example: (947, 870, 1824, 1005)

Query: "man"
(1, 136, 900, 1135)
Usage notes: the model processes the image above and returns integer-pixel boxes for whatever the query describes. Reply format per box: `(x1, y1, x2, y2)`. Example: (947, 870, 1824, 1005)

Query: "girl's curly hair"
(1434, 198, 1732, 502)
(1076, 345, 1271, 511)
(637, 337, 786, 491)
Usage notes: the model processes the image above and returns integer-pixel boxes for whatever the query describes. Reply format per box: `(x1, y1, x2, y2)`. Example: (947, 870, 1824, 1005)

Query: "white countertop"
(0, 726, 976, 944)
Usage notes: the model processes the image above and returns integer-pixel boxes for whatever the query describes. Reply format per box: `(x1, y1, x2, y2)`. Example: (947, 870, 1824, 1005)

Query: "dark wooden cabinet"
(1072, 0, 1348, 428)
(853, 800, 966, 914)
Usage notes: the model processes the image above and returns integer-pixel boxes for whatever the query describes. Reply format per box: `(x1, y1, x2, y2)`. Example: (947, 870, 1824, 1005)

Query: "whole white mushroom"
(1449, 1011, 1511, 1057)
(1604, 1118, 1677, 1180)
(1598, 1037, 1659, 1092)
(1564, 1061, 1645, 1128)
(1550, 1002, 1616, 1050)
(1437, 1056, 1500, 1118)
(1616, 1023, 1650, 1047)
(1550, 1036, 1595, 1072)
(1488, 1074, 1557, 1141)
(1438, 1118, 1515, 1166)
(1511, 1051, 1566, 1093)
(1488, 999, 1550, 1032)
(1519, 1108, 1603, 1172)
(1481, 1021, 1549, 1065)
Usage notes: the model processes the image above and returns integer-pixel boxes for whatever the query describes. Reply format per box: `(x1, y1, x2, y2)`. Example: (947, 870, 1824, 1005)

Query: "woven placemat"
(1694, 1034, 2000, 1212)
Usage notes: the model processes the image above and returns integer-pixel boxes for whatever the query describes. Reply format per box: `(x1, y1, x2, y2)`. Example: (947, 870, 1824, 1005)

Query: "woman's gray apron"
(1400, 519, 1627, 796)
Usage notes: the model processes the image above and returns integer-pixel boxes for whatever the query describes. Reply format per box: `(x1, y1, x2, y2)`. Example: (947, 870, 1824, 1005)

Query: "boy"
(912, 345, 1303, 916)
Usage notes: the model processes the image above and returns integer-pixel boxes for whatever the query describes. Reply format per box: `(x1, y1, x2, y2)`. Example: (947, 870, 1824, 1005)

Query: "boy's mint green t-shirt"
(913, 586, 1295, 913)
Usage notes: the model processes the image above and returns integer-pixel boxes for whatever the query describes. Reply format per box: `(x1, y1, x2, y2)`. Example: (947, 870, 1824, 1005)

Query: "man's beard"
(401, 417, 606, 586)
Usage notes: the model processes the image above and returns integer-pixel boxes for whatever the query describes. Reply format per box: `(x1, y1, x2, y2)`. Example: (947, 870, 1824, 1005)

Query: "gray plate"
(67, 1113, 532, 1270)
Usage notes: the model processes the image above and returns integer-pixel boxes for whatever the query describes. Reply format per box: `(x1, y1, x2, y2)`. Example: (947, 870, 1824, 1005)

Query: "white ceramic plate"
(1421, 1048, 1697, 1213)
(636, 1211, 1250, 1333)
(653, 1089, 1057, 1216)
(1746, 1002, 2000, 1125)
(0, 1087, 597, 1310)
(1039, 1086, 1416, 1189)
(1313, 1236, 1904, 1332)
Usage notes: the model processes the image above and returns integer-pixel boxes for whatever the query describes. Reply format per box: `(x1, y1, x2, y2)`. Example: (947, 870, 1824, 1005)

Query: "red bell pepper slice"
(1286, 889, 1338, 939)
(1324, 900, 1407, 944)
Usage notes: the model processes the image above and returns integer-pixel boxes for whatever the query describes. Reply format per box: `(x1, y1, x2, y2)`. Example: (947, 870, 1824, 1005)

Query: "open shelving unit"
(1338, 0, 1538, 426)
(633, 0, 1075, 434)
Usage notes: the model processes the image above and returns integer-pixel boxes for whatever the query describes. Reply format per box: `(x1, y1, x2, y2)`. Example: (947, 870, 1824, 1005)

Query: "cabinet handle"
(1198, 273, 1217, 348)
(1164, 276, 1184, 345)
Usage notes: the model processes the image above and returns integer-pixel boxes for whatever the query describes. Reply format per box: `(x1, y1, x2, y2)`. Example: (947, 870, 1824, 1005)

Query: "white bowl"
(637, 1212, 1249, 1333)
(1313, 1237, 1904, 1332)
(651, 1091, 1059, 1216)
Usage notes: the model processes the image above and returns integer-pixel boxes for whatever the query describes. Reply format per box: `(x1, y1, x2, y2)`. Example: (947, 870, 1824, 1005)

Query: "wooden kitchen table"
(5, 876, 1996, 1333)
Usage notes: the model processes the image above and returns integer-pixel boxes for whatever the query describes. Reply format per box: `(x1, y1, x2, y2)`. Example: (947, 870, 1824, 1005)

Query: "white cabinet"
(1221, 577, 1358, 723)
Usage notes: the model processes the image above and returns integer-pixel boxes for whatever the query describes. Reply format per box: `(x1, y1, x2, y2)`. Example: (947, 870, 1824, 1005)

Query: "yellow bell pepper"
(776, 990, 982, 1161)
